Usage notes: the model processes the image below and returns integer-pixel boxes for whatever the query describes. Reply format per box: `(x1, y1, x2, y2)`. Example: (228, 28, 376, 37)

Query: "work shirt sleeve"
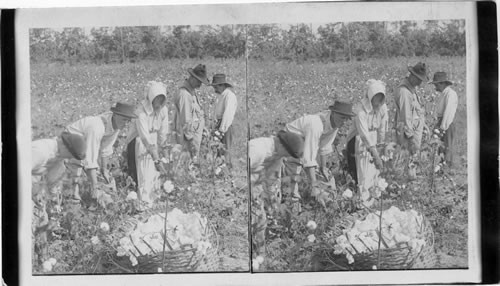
(302, 117, 323, 168)
(99, 131, 118, 159)
(318, 132, 336, 156)
(135, 111, 157, 155)
(219, 91, 238, 133)
(440, 88, 458, 131)
(355, 111, 377, 148)
(83, 118, 105, 169)
(378, 104, 389, 142)
(178, 90, 194, 140)
(158, 107, 170, 148)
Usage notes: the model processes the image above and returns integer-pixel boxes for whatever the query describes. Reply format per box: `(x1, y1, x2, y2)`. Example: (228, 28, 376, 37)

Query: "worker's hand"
(96, 191, 113, 209)
(155, 161, 168, 175)
(319, 167, 331, 181)
(102, 168, 112, 184)
(212, 130, 224, 142)
(369, 146, 384, 170)
(373, 155, 384, 170)
(409, 136, 420, 154)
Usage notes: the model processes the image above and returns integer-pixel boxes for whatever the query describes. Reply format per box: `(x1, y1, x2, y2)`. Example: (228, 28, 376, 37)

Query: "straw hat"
(188, 64, 209, 85)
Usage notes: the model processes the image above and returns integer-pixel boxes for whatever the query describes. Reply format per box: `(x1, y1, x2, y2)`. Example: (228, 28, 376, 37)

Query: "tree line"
(30, 20, 465, 64)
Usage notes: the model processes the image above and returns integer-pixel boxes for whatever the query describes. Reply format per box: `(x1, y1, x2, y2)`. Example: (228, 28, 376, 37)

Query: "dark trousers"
(346, 137, 358, 184)
(438, 120, 456, 167)
(127, 138, 138, 187)
(216, 121, 234, 166)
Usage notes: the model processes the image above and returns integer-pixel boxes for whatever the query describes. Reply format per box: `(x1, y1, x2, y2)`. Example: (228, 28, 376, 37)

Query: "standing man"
(393, 62, 428, 155)
(283, 101, 355, 202)
(430, 72, 458, 168)
(211, 73, 238, 168)
(173, 64, 210, 161)
(65, 102, 137, 202)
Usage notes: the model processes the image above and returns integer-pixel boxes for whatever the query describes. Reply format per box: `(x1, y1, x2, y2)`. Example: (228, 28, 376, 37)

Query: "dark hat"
(60, 131, 87, 160)
(277, 130, 304, 159)
(110, 102, 137, 118)
(429, 71, 453, 85)
(211, 74, 233, 87)
(329, 101, 355, 117)
(188, 64, 209, 85)
(408, 62, 428, 82)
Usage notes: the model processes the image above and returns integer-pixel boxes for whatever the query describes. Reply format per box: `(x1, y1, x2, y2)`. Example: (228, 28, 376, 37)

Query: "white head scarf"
(362, 79, 386, 113)
(143, 81, 167, 115)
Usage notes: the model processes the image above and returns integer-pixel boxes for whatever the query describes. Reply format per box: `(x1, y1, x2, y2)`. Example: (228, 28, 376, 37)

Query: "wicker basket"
(313, 212, 437, 271)
(104, 210, 219, 273)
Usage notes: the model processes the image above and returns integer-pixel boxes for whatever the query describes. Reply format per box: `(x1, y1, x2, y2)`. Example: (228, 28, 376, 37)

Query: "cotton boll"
(377, 178, 388, 190)
(256, 256, 264, 264)
(360, 190, 370, 201)
(100, 222, 110, 232)
(306, 220, 317, 231)
(48, 258, 57, 266)
(117, 246, 128, 257)
(342, 188, 353, 199)
(252, 259, 260, 270)
(163, 180, 175, 193)
(336, 235, 348, 245)
(307, 234, 316, 242)
(362, 198, 375, 208)
(91, 235, 100, 245)
(130, 256, 138, 266)
(333, 244, 344, 255)
(42, 260, 53, 272)
(346, 253, 355, 264)
(126, 191, 138, 201)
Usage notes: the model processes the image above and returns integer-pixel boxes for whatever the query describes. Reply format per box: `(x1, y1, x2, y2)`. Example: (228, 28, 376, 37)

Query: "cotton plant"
(42, 258, 57, 272)
(252, 256, 265, 271)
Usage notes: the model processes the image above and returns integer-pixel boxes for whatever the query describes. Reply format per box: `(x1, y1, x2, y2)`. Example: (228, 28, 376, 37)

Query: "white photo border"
(16, 1, 480, 285)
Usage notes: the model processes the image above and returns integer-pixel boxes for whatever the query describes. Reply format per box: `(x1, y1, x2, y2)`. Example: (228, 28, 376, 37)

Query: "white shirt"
(66, 111, 119, 169)
(436, 86, 458, 130)
(285, 110, 338, 168)
(214, 88, 238, 133)
(32, 137, 61, 176)
(249, 136, 284, 184)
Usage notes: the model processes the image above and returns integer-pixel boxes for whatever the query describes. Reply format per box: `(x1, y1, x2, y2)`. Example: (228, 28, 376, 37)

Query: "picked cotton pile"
(333, 206, 426, 264)
(117, 208, 211, 266)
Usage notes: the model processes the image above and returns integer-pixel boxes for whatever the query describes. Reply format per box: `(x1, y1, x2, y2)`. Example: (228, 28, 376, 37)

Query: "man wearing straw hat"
(65, 102, 137, 204)
(173, 64, 210, 161)
(210, 73, 238, 169)
(393, 62, 429, 155)
(283, 101, 355, 205)
(429, 71, 458, 169)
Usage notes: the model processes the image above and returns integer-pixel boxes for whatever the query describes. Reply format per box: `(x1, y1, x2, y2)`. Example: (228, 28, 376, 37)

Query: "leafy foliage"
(30, 20, 465, 64)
